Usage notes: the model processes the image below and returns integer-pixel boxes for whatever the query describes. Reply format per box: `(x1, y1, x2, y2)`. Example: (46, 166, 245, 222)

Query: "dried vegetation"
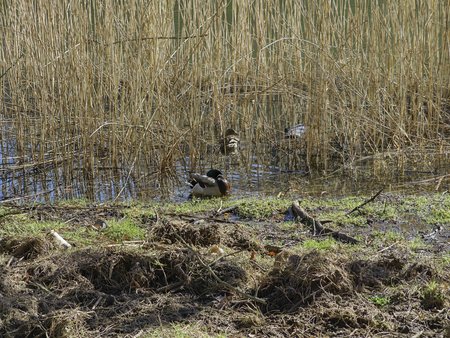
(1, 1, 449, 199)
(0, 195, 449, 337)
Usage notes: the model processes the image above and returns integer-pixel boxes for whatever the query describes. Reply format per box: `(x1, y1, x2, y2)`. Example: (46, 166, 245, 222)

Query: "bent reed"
(1, 0, 448, 199)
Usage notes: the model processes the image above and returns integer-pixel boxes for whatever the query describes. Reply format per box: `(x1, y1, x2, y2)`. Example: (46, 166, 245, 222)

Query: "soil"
(0, 199, 449, 337)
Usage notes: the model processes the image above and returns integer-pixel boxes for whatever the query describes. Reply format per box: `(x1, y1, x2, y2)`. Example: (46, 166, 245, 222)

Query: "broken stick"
(291, 201, 358, 244)
(345, 187, 384, 216)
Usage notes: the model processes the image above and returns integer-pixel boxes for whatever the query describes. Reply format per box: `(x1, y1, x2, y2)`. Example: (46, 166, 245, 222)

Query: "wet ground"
(0, 193, 448, 337)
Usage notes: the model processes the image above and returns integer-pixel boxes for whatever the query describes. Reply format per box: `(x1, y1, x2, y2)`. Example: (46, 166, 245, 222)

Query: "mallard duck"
(284, 124, 306, 139)
(220, 128, 239, 155)
(189, 169, 230, 197)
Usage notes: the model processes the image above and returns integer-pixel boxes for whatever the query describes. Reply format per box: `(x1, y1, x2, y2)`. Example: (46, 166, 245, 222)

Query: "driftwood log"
(291, 201, 358, 244)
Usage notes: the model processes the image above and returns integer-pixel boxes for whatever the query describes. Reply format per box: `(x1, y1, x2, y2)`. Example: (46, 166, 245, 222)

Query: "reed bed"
(0, 0, 449, 200)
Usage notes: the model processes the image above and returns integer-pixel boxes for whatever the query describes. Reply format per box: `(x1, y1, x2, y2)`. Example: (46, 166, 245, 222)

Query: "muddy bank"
(0, 195, 449, 337)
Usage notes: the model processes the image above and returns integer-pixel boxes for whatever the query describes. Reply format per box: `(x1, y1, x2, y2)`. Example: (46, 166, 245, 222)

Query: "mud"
(0, 201, 449, 337)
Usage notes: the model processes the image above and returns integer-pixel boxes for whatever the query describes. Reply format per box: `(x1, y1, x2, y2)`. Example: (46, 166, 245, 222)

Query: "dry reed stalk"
(0, 0, 448, 199)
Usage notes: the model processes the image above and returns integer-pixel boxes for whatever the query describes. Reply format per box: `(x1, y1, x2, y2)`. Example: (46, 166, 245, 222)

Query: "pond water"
(1, 133, 448, 203)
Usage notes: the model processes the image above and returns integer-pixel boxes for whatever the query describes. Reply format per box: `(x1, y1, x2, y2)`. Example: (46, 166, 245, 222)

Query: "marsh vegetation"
(0, 193, 449, 336)
(1, 0, 449, 202)
(1, 3, 449, 336)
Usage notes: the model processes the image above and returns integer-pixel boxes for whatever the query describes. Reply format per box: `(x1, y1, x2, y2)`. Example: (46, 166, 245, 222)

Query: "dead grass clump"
(0, 236, 49, 260)
(25, 246, 248, 300)
(44, 309, 89, 338)
(192, 260, 247, 296)
(0, 248, 194, 336)
(322, 307, 369, 330)
(349, 255, 405, 288)
(223, 227, 261, 251)
(150, 220, 221, 247)
(155, 247, 247, 296)
(72, 249, 157, 294)
(26, 245, 247, 299)
(258, 251, 353, 312)
(0, 295, 39, 337)
(18, 249, 158, 298)
(314, 296, 395, 333)
(1, 296, 89, 338)
(403, 262, 435, 281)
(25, 205, 126, 226)
(348, 255, 435, 289)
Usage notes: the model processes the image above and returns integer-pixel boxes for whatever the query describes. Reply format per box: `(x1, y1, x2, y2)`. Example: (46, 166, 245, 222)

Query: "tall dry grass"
(0, 0, 449, 199)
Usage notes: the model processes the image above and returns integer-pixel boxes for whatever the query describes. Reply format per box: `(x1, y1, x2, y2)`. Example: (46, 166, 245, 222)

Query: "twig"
(215, 205, 239, 216)
(29, 282, 58, 297)
(0, 188, 57, 204)
(216, 200, 223, 213)
(91, 296, 103, 310)
(291, 202, 326, 235)
(0, 53, 24, 79)
(106, 243, 143, 248)
(6, 257, 14, 267)
(123, 240, 146, 244)
(377, 242, 398, 254)
(435, 175, 447, 191)
(346, 187, 384, 216)
(288, 282, 333, 312)
(156, 281, 185, 293)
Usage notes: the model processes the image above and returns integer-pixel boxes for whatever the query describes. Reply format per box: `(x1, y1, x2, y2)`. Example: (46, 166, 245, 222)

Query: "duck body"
(220, 129, 239, 155)
(284, 124, 306, 139)
(189, 169, 230, 197)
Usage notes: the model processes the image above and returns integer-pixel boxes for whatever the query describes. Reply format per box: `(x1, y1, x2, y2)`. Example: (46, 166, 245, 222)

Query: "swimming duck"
(189, 169, 231, 197)
(220, 128, 239, 155)
(284, 124, 306, 139)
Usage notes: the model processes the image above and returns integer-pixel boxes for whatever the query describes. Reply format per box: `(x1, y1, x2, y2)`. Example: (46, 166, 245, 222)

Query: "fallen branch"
(291, 201, 358, 244)
(346, 187, 384, 216)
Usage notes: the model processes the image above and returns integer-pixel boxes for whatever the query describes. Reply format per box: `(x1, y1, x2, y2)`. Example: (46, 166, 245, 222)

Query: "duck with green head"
(189, 169, 231, 198)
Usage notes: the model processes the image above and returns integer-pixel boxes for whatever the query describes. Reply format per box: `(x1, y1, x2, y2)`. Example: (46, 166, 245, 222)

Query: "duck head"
(206, 169, 231, 196)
